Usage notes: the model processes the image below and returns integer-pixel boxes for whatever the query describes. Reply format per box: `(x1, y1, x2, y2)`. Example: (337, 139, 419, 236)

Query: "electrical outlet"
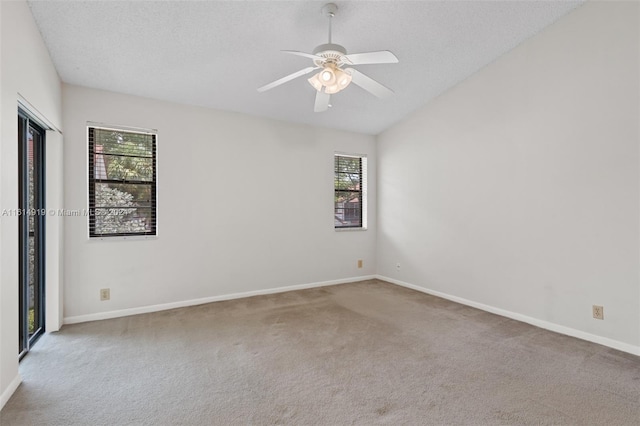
(396, 263, 401, 271)
(100, 288, 110, 301)
(357, 259, 363, 268)
(592, 305, 604, 320)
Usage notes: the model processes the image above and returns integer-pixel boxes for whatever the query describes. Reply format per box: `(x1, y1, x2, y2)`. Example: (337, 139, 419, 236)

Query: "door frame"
(17, 95, 65, 337)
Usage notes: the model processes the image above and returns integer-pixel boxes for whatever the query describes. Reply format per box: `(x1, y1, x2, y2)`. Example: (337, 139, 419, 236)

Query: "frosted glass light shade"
(308, 73, 324, 91)
(320, 68, 336, 85)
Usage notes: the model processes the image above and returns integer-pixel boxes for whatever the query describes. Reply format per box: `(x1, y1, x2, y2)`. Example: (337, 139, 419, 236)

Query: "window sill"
(335, 227, 367, 232)
(88, 235, 158, 242)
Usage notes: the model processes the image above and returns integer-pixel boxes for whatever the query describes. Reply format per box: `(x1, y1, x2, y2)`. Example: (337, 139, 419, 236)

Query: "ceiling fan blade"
(343, 50, 399, 65)
(257, 66, 318, 92)
(314, 90, 330, 112)
(282, 50, 325, 61)
(348, 68, 394, 99)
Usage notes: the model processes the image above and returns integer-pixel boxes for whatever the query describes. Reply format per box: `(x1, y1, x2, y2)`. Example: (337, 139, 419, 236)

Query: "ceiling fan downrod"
(322, 3, 337, 44)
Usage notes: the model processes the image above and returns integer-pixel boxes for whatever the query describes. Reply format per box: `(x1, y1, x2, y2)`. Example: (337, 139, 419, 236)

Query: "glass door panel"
(18, 110, 45, 358)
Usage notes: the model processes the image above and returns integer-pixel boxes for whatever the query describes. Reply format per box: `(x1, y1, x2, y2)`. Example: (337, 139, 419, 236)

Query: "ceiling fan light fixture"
(336, 68, 352, 88)
(325, 68, 352, 94)
(308, 66, 352, 94)
(320, 66, 336, 85)
(307, 73, 324, 91)
(324, 83, 340, 95)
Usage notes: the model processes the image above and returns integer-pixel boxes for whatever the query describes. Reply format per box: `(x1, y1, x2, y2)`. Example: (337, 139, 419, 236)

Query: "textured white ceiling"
(28, 0, 583, 135)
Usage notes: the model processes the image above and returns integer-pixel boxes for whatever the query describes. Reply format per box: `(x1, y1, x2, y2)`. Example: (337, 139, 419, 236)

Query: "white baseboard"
(62, 273, 639, 356)
(0, 373, 22, 411)
(63, 275, 377, 325)
(377, 275, 640, 357)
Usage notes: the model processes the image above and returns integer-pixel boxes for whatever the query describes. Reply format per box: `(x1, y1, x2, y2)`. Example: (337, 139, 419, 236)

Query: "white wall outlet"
(396, 263, 401, 271)
(592, 305, 604, 320)
(100, 288, 110, 301)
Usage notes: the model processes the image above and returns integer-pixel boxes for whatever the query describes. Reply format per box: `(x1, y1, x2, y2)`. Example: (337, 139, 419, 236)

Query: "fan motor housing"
(312, 43, 347, 66)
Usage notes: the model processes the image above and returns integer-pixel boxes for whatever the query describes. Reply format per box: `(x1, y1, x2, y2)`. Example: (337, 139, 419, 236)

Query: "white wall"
(0, 0, 63, 409)
(62, 84, 376, 321)
(45, 130, 64, 332)
(377, 1, 640, 352)
(0, 0, 4, 409)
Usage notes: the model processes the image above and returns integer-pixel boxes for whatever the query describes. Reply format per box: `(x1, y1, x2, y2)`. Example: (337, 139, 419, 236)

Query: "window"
(88, 126, 157, 237)
(334, 153, 367, 229)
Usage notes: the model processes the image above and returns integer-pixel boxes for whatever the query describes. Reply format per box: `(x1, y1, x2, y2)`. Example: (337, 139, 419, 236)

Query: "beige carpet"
(1, 279, 639, 425)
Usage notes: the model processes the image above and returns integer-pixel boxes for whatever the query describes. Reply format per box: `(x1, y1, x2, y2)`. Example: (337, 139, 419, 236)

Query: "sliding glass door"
(18, 110, 46, 359)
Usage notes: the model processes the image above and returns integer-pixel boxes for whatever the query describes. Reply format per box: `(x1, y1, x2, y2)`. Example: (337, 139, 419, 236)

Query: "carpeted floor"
(1, 279, 639, 425)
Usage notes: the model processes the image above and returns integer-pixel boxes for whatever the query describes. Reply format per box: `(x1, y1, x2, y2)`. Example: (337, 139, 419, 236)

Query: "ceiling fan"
(257, 3, 399, 112)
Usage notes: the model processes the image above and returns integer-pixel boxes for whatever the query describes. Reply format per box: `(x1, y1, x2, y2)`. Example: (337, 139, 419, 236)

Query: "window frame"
(88, 125, 157, 239)
(334, 152, 367, 231)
